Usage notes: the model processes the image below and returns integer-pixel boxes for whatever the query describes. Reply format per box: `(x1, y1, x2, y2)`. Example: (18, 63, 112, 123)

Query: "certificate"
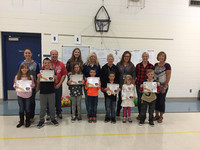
(123, 90, 134, 99)
(143, 82, 157, 93)
(70, 75, 83, 85)
(106, 83, 119, 95)
(87, 77, 100, 87)
(16, 80, 32, 92)
(40, 70, 54, 82)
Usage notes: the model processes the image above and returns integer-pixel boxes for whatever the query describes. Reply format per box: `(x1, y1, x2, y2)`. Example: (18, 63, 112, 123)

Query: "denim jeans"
(136, 86, 142, 114)
(55, 87, 62, 115)
(30, 89, 36, 118)
(155, 88, 168, 113)
(18, 96, 30, 113)
(105, 96, 116, 119)
(88, 96, 98, 118)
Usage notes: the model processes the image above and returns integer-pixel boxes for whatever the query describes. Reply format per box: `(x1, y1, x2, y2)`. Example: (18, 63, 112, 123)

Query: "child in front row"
(85, 68, 101, 123)
(13, 63, 35, 128)
(67, 63, 85, 123)
(36, 58, 59, 128)
(139, 69, 160, 126)
(103, 72, 121, 124)
(121, 75, 137, 123)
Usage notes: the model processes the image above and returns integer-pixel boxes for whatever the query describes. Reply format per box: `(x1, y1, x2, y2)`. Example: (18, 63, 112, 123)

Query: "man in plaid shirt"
(135, 52, 154, 120)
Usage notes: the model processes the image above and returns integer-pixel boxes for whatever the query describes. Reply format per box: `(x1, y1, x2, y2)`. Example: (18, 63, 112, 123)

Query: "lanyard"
(51, 61, 58, 71)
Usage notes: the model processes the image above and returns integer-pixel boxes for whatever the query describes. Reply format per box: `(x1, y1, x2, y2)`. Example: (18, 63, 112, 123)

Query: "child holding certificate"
(13, 63, 35, 128)
(139, 69, 161, 126)
(36, 58, 59, 128)
(85, 68, 101, 123)
(121, 75, 137, 123)
(67, 63, 84, 123)
(103, 72, 120, 124)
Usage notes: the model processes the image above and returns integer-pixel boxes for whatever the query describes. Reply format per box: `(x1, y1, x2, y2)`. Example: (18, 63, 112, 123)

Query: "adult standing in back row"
(50, 50, 67, 119)
(66, 48, 83, 75)
(154, 51, 171, 123)
(116, 51, 136, 116)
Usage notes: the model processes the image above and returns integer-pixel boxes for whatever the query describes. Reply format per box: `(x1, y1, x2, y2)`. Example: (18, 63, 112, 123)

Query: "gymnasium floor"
(0, 100, 200, 150)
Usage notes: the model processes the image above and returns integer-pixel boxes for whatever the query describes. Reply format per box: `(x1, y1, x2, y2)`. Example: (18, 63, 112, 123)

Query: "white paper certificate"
(143, 82, 157, 93)
(70, 75, 83, 85)
(40, 70, 54, 82)
(16, 80, 32, 92)
(106, 83, 119, 95)
(87, 77, 100, 87)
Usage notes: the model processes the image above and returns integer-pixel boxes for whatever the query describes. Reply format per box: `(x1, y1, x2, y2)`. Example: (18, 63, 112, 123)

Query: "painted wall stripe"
(0, 131, 200, 140)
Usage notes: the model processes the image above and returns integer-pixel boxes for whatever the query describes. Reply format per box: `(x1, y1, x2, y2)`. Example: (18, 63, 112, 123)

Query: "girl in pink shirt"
(13, 63, 35, 128)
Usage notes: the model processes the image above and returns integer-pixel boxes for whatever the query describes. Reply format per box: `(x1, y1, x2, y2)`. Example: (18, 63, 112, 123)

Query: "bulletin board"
(62, 46, 90, 64)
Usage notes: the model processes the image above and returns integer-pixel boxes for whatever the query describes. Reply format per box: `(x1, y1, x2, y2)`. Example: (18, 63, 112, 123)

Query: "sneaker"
(93, 117, 97, 123)
(57, 114, 62, 119)
(122, 117, 126, 123)
(104, 117, 110, 123)
(71, 116, 76, 123)
(139, 121, 144, 126)
(77, 117, 82, 123)
(37, 121, 44, 129)
(111, 118, 116, 124)
(88, 117, 93, 123)
(16, 122, 24, 128)
(149, 121, 154, 127)
(51, 120, 59, 126)
(128, 117, 132, 123)
(46, 115, 50, 121)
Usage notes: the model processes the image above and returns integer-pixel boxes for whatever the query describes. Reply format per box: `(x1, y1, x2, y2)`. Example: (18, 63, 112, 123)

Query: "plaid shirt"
(135, 61, 154, 87)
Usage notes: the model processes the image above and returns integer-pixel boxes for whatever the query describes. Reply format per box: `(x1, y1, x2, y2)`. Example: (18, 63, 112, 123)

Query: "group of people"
(13, 47, 171, 128)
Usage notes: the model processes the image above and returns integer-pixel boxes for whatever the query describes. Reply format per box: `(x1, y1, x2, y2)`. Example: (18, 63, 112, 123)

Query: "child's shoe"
(128, 117, 132, 123)
(93, 117, 97, 123)
(77, 117, 82, 123)
(51, 120, 59, 126)
(149, 121, 154, 127)
(37, 121, 45, 129)
(104, 117, 110, 123)
(88, 117, 93, 123)
(111, 118, 116, 124)
(122, 117, 126, 123)
(71, 116, 76, 123)
(139, 120, 144, 126)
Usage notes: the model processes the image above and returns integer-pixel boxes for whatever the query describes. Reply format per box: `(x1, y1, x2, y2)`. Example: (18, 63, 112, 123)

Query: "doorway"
(2, 32, 41, 100)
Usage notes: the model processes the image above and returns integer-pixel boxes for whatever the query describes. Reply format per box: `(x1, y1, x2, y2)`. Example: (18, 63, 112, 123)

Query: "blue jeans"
(105, 96, 116, 119)
(88, 96, 98, 118)
(30, 89, 36, 118)
(136, 86, 142, 114)
(55, 87, 62, 115)
(155, 88, 168, 113)
(18, 96, 30, 113)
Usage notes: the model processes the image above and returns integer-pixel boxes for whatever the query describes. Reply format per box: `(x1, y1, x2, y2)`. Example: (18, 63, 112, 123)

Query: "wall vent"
(190, 0, 200, 6)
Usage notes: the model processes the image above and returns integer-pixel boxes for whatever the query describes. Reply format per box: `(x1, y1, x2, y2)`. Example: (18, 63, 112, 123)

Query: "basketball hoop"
(94, 6, 111, 34)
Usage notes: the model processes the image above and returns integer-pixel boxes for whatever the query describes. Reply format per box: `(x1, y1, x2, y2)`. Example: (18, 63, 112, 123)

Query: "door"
(2, 32, 41, 100)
